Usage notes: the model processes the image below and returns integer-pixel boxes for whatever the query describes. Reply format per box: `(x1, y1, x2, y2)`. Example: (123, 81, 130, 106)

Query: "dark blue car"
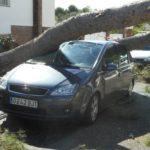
(0, 40, 134, 124)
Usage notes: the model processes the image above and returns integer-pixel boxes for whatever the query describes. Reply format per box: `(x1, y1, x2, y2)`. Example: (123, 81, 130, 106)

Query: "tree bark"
(0, 0, 150, 75)
(118, 32, 150, 50)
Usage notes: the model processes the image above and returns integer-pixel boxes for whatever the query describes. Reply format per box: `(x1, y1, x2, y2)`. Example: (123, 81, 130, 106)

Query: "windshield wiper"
(53, 62, 92, 70)
(67, 64, 81, 68)
(53, 63, 80, 68)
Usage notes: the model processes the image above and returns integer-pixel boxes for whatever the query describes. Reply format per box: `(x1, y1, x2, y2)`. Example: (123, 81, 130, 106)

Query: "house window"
(0, 0, 10, 7)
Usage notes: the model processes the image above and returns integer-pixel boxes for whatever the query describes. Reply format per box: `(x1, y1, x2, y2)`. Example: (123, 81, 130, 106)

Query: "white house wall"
(0, 0, 55, 34)
(0, 0, 33, 34)
(42, 0, 55, 27)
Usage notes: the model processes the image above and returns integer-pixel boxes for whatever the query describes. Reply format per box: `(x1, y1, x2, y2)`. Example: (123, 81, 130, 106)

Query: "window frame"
(101, 44, 120, 72)
(0, 0, 10, 7)
(116, 44, 131, 67)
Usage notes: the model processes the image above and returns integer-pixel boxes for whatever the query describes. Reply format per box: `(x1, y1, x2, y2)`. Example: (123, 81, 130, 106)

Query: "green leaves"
(55, 5, 91, 23)
(0, 35, 17, 52)
(0, 129, 25, 150)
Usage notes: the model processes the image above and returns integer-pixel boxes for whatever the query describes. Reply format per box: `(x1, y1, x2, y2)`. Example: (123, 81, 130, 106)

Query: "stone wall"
(11, 25, 49, 45)
(11, 25, 34, 45)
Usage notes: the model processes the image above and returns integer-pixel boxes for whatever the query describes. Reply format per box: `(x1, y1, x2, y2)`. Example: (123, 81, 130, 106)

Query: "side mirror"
(106, 63, 117, 71)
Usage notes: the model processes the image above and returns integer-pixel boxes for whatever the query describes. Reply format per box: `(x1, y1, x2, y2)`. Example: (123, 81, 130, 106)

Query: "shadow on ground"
(1, 91, 150, 150)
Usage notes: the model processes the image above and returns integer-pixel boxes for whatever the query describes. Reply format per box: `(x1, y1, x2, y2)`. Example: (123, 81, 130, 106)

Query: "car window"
(53, 41, 103, 69)
(117, 45, 129, 68)
(102, 44, 129, 72)
(102, 44, 120, 71)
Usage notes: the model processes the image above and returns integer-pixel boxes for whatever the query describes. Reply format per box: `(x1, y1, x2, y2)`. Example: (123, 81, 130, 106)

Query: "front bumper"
(0, 90, 83, 121)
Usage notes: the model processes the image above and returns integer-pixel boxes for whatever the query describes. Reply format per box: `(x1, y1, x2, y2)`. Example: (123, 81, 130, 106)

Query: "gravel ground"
(0, 82, 150, 150)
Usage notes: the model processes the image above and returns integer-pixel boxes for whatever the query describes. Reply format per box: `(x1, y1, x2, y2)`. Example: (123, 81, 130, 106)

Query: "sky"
(55, 0, 138, 10)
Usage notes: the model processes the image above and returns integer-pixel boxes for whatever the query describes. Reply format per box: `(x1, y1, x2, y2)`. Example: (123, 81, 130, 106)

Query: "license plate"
(10, 97, 38, 108)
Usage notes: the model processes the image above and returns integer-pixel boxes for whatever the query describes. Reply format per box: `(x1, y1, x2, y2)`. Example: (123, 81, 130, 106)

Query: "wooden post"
(33, 0, 42, 37)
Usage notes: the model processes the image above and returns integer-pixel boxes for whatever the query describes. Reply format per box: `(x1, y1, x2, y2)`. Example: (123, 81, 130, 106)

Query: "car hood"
(6, 64, 91, 88)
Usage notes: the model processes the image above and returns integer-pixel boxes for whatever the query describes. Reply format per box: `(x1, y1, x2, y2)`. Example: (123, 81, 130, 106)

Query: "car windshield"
(53, 41, 103, 69)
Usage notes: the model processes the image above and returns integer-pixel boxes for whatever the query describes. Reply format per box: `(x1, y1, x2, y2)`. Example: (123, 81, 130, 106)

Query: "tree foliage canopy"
(55, 7, 66, 16)
(68, 5, 79, 13)
(55, 5, 91, 22)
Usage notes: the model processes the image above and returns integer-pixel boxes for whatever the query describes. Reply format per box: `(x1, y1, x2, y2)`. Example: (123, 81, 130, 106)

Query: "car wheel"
(83, 94, 100, 125)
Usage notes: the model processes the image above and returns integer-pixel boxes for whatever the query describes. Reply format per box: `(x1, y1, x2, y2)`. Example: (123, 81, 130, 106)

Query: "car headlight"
(0, 77, 7, 90)
(51, 82, 78, 96)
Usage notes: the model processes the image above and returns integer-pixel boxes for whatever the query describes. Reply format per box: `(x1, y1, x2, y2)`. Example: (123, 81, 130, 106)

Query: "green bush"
(0, 129, 25, 150)
(132, 64, 143, 80)
(132, 64, 150, 83)
(0, 35, 18, 52)
(145, 137, 150, 147)
(145, 86, 150, 94)
(142, 65, 150, 83)
(132, 64, 142, 75)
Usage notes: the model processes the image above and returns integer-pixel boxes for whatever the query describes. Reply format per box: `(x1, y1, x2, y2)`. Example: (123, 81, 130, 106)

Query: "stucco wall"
(0, 0, 33, 34)
(42, 0, 55, 27)
(0, 0, 55, 34)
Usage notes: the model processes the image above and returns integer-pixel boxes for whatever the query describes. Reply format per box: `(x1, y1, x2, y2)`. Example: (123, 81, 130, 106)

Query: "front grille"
(9, 85, 48, 96)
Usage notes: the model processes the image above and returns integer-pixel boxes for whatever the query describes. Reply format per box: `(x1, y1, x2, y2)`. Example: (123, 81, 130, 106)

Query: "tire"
(83, 94, 100, 125)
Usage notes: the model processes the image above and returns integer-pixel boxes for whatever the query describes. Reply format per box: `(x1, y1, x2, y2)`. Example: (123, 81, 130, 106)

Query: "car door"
(117, 44, 133, 97)
(101, 44, 121, 106)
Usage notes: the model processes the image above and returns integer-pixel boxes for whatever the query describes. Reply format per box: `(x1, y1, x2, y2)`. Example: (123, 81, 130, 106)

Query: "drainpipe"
(33, 0, 42, 37)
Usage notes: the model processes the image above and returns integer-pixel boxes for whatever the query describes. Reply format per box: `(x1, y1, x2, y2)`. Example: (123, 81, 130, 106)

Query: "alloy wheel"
(90, 95, 99, 121)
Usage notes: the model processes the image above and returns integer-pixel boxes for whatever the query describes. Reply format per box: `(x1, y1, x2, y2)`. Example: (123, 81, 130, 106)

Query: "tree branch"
(0, 0, 150, 75)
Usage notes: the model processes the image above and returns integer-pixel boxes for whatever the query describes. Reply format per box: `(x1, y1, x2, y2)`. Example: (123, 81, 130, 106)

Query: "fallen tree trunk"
(118, 32, 150, 49)
(0, 0, 150, 75)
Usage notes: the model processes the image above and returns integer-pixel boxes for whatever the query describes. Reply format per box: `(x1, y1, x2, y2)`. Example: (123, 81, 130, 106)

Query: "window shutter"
(0, 0, 10, 7)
